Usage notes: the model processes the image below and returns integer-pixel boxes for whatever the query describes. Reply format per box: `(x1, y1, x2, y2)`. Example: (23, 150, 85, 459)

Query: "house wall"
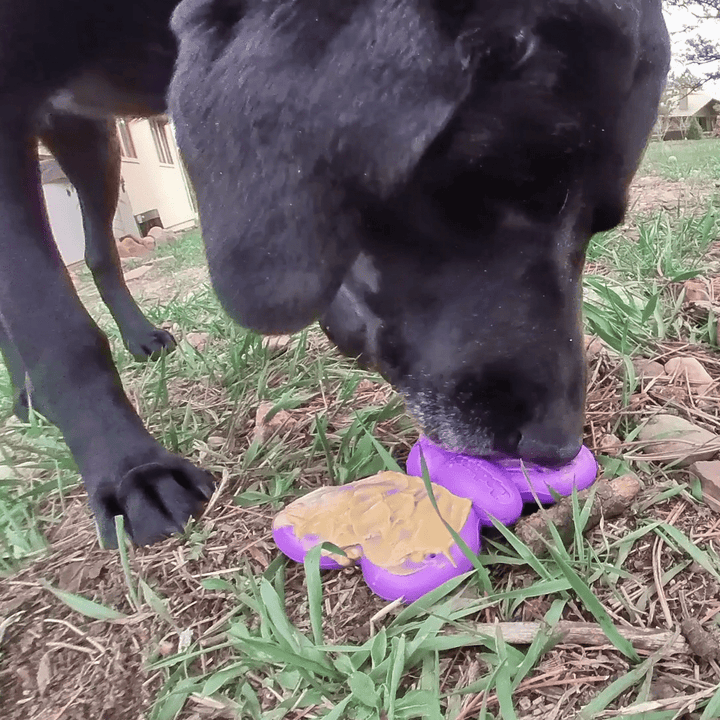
(120, 119, 198, 232)
(40, 118, 198, 268)
(42, 180, 85, 265)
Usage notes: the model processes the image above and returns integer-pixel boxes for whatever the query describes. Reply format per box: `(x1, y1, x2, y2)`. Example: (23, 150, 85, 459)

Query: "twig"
(681, 618, 720, 661)
(593, 685, 720, 718)
(203, 467, 229, 516)
(653, 502, 684, 628)
(515, 475, 641, 557)
(448, 620, 689, 654)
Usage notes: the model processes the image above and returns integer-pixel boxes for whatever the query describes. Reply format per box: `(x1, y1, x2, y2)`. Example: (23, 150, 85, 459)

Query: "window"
(150, 118, 174, 164)
(116, 119, 137, 159)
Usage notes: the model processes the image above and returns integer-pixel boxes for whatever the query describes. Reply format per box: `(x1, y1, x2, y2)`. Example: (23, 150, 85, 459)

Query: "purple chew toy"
(273, 441, 598, 603)
(273, 500, 481, 603)
(272, 472, 481, 603)
(406, 436, 598, 527)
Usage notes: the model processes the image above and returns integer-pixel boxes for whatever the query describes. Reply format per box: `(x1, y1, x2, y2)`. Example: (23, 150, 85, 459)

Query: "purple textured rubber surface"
(407, 437, 598, 510)
(407, 441, 524, 526)
(272, 525, 345, 570)
(273, 501, 481, 602)
(362, 506, 481, 602)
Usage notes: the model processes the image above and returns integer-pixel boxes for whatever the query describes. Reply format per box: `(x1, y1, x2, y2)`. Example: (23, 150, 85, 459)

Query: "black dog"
(0, 0, 670, 545)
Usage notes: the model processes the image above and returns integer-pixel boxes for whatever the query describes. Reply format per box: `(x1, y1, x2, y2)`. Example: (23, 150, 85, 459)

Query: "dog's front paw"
(90, 457, 215, 547)
(126, 327, 177, 361)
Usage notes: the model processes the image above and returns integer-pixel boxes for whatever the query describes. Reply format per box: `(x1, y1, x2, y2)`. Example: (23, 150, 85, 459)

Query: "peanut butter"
(273, 471, 472, 574)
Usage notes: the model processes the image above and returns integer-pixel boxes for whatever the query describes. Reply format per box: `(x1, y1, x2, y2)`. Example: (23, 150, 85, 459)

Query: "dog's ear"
(170, 0, 474, 333)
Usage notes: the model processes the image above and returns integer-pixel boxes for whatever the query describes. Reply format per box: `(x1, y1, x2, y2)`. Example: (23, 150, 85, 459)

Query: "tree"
(665, 0, 720, 83)
(653, 70, 703, 139)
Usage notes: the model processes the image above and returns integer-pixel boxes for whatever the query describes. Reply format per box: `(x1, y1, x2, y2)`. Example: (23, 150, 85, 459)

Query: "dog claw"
(90, 457, 216, 547)
(127, 328, 177, 361)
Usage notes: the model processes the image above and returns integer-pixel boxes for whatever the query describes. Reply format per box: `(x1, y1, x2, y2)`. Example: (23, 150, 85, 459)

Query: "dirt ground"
(2, 173, 720, 719)
(626, 174, 714, 217)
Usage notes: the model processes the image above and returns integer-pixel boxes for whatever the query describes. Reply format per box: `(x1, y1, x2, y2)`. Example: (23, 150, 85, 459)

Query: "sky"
(664, 4, 720, 95)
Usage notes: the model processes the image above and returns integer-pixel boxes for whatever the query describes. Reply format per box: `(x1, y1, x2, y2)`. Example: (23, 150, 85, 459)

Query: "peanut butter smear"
(273, 471, 472, 575)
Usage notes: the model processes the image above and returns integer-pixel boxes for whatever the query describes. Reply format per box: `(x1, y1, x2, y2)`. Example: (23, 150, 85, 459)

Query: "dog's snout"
(516, 426, 582, 467)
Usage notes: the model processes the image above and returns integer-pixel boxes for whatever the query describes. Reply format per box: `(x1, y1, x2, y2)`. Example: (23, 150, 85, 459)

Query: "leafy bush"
(686, 117, 703, 140)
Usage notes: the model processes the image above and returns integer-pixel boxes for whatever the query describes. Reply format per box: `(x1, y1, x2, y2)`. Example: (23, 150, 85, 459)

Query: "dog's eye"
(458, 28, 536, 78)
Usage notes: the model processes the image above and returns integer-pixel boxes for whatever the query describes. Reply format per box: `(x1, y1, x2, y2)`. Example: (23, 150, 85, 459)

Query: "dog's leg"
(0, 321, 35, 420)
(41, 114, 176, 360)
(0, 114, 214, 545)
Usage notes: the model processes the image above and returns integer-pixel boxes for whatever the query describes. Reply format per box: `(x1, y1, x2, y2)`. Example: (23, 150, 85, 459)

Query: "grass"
(642, 138, 720, 181)
(2, 141, 720, 719)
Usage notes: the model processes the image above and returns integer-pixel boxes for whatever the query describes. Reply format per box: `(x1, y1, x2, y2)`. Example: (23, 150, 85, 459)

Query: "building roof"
(671, 92, 720, 118)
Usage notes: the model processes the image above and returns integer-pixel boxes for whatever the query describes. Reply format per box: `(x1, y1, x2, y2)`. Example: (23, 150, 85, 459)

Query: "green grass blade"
(512, 599, 566, 689)
(700, 683, 720, 720)
(387, 635, 407, 720)
(322, 694, 353, 719)
(114, 514, 140, 611)
(577, 632, 680, 719)
(656, 524, 720, 582)
(303, 544, 325, 646)
(348, 670, 380, 708)
(416, 449, 492, 593)
(493, 625, 518, 720)
(43, 583, 127, 621)
(547, 546, 639, 662)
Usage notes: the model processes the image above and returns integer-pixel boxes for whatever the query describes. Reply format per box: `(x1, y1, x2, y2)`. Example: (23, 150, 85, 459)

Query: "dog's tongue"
(406, 436, 597, 510)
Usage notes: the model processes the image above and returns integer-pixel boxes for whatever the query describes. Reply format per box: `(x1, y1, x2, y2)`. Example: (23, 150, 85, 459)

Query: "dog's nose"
(516, 429, 582, 467)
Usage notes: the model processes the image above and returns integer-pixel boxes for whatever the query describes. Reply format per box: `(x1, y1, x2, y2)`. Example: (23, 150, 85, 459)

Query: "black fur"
(170, 0, 670, 461)
(0, 0, 669, 545)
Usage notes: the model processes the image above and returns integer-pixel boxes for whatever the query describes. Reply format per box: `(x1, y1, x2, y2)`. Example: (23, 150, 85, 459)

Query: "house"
(662, 92, 720, 140)
(41, 117, 198, 266)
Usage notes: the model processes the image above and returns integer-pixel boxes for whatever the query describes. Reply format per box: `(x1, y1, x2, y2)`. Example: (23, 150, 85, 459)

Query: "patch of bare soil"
(627, 174, 715, 218)
(70, 259, 210, 319)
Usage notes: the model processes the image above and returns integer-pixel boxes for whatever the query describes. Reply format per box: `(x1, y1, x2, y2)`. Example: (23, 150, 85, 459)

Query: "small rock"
(148, 226, 177, 245)
(185, 331, 209, 351)
(253, 401, 292, 444)
(178, 628, 193, 653)
(689, 460, 720, 513)
(124, 265, 152, 281)
(683, 278, 711, 304)
(263, 334, 292, 353)
(518, 697, 532, 711)
(584, 334, 608, 361)
(633, 358, 666, 379)
(117, 235, 151, 258)
(637, 414, 719, 466)
(139, 236, 156, 250)
(665, 357, 713, 389)
(157, 641, 174, 657)
(598, 433, 622, 456)
(206, 435, 224, 449)
(649, 679, 678, 701)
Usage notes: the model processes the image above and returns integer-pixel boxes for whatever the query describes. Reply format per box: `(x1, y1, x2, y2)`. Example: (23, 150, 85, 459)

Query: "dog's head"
(170, 0, 670, 464)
